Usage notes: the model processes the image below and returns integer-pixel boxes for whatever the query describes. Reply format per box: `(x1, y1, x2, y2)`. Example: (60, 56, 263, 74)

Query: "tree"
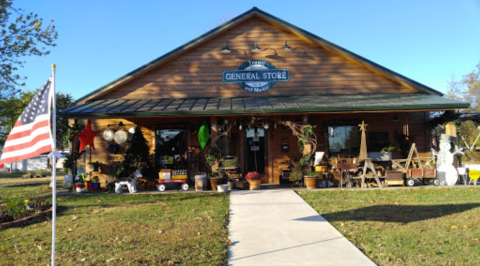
(0, 0, 58, 98)
(0, 89, 36, 144)
(55, 92, 75, 150)
(0, 91, 74, 150)
(116, 127, 155, 181)
(446, 62, 480, 111)
(443, 61, 480, 150)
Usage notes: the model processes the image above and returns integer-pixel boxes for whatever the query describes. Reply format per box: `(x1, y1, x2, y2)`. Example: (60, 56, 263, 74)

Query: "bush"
(2, 198, 29, 220)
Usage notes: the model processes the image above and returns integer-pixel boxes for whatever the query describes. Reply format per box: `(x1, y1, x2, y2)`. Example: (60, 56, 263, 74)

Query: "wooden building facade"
(60, 8, 468, 184)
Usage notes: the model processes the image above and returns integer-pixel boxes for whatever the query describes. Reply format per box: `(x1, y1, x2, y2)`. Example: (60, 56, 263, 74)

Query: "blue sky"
(14, 0, 480, 100)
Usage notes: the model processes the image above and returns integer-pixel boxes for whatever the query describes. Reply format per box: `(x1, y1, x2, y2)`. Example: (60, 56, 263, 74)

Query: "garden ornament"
(114, 170, 142, 193)
(75, 120, 99, 152)
(431, 134, 464, 186)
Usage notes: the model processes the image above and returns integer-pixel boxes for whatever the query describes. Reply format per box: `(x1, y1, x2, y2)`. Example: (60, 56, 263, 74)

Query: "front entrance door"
(244, 128, 269, 182)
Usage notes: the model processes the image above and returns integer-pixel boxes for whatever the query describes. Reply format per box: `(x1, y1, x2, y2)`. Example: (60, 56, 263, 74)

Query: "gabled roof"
(60, 93, 468, 118)
(76, 7, 443, 104)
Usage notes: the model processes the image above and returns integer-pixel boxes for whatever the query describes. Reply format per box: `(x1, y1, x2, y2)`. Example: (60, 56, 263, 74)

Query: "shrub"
(2, 198, 29, 220)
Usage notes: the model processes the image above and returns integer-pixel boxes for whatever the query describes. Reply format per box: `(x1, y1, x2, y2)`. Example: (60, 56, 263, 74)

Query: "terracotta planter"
(304, 176, 319, 189)
(209, 177, 223, 191)
(248, 179, 261, 190)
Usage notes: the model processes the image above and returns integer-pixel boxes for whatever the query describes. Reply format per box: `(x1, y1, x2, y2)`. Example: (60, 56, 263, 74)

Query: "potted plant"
(304, 169, 319, 189)
(88, 161, 100, 172)
(282, 122, 318, 187)
(245, 171, 261, 190)
(368, 143, 396, 161)
(209, 170, 224, 191)
(289, 160, 304, 186)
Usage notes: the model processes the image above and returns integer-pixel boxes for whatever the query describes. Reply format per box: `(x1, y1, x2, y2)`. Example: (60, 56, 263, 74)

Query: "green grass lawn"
(0, 192, 230, 265)
(0, 171, 65, 201)
(299, 187, 480, 265)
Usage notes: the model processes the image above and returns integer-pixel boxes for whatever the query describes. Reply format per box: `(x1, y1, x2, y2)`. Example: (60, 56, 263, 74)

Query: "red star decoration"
(76, 120, 99, 152)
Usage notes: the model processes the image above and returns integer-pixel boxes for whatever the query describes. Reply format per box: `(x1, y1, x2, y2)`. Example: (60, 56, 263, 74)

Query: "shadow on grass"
(319, 203, 480, 224)
(1, 182, 50, 188)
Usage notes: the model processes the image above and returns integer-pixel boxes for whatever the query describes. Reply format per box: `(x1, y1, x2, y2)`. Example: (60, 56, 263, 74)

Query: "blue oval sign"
(223, 59, 290, 93)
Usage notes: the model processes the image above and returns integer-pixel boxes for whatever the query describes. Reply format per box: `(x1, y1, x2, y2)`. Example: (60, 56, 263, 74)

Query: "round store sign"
(223, 59, 290, 93)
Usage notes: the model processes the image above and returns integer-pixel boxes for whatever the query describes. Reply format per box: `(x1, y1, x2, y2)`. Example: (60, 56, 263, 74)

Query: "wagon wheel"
(406, 178, 415, 187)
(157, 184, 166, 192)
(433, 178, 440, 186)
(181, 183, 189, 191)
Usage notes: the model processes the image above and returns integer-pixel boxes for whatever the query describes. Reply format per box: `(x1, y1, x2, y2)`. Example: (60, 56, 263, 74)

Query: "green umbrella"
(198, 120, 210, 150)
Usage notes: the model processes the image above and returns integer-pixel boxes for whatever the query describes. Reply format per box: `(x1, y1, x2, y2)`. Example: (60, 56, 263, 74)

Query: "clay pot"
(304, 176, 319, 189)
(209, 177, 223, 191)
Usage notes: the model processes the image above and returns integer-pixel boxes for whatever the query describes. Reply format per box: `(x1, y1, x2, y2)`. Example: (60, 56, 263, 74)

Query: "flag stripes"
(0, 79, 53, 166)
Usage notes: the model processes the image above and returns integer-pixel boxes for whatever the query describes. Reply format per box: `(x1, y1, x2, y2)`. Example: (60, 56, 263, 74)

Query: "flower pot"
(209, 177, 223, 191)
(367, 152, 392, 161)
(75, 183, 86, 192)
(248, 179, 261, 190)
(217, 184, 229, 193)
(315, 166, 327, 173)
(304, 176, 319, 189)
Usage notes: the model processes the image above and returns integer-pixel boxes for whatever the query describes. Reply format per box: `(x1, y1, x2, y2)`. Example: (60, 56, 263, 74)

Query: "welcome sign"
(223, 59, 290, 93)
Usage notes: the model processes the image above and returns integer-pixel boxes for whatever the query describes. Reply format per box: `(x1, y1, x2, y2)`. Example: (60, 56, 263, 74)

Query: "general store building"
(60, 8, 468, 185)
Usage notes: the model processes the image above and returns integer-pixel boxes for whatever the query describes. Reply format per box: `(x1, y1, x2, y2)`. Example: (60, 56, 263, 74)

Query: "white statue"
(115, 170, 142, 193)
(431, 134, 464, 186)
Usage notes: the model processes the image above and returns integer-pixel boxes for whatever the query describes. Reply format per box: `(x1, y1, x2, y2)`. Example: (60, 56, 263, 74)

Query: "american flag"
(0, 79, 54, 167)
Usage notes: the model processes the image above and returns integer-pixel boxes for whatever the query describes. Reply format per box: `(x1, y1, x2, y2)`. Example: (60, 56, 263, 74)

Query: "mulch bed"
(0, 207, 53, 229)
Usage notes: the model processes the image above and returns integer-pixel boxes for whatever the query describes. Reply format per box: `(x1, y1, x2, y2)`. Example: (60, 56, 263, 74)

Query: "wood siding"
(98, 17, 417, 100)
(76, 111, 430, 184)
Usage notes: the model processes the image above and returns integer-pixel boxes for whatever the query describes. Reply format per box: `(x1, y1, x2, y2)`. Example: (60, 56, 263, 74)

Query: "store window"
(367, 132, 390, 152)
(328, 126, 360, 158)
(156, 129, 188, 168)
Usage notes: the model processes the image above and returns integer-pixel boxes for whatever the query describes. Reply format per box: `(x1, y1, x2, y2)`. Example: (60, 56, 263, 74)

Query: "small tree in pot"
(282, 121, 319, 189)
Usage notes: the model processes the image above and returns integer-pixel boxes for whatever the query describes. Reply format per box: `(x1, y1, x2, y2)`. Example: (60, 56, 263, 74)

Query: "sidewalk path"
(228, 189, 375, 265)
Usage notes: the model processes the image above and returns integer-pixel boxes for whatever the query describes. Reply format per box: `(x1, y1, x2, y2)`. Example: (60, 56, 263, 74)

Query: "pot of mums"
(245, 171, 261, 190)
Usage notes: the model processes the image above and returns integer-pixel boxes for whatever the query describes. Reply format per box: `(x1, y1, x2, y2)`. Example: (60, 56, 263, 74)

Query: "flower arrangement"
(245, 171, 261, 180)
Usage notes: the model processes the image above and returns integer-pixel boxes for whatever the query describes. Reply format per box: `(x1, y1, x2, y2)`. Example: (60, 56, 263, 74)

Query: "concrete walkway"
(228, 189, 375, 265)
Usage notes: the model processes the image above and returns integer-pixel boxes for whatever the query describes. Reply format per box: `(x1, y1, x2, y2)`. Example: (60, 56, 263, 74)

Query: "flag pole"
(51, 64, 57, 265)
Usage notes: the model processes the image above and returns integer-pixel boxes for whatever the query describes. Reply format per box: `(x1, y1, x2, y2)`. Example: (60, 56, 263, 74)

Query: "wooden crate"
(385, 171, 404, 186)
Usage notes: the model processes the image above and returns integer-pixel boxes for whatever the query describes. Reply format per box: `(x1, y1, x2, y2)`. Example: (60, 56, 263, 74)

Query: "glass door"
(244, 128, 269, 182)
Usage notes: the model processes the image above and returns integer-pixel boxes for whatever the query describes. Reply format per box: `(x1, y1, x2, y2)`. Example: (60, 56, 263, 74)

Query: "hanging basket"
(103, 128, 115, 142)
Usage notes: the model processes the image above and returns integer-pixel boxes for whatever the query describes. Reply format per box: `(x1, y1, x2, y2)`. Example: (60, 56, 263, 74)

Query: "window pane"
(328, 126, 360, 158)
(155, 129, 188, 167)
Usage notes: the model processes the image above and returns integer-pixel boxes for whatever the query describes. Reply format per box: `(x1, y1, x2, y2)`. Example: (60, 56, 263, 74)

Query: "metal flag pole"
(51, 64, 57, 265)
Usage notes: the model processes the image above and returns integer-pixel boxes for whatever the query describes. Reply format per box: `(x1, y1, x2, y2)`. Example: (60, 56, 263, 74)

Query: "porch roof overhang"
(60, 93, 469, 118)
